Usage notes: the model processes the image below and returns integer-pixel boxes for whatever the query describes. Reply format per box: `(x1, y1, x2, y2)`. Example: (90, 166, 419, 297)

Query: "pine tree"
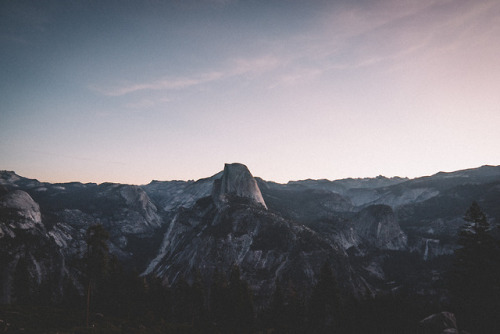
(173, 275, 191, 324)
(145, 274, 172, 321)
(13, 256, 32, 304)
(84, 224, 110, 327)
(172, 272, 206, 325)
(209, 268, 230, 330)
(228, 264, 254, 333)
(268, 280, 286, 332)
(308, 262, 341, 333)
(264, 279, 307, 334)
(449, 201, 500, 333)
(190, 270, 206, 325)
(61, 276, 82, 310)
(285, 282, 307, 334)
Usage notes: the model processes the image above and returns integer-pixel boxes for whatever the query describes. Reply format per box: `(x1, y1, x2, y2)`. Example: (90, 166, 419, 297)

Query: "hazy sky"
(2, 0, 500, 184)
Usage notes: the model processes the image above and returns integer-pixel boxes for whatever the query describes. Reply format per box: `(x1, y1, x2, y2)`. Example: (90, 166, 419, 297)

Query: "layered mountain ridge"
(1, 164, 500, 305)
(143, 163, 365, 300)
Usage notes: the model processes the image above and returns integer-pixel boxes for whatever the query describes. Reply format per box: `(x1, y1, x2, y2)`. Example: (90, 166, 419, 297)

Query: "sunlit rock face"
(0, 190, 64, 304)
(412, 237, 455, 261)
(353, 205, 407, 250)
(143, 189, 361, 302)
(144, 163, 369, 301)
(95, 183, 163, 235)
(212, 163, 267, 209)
(0, 190, 42, 232)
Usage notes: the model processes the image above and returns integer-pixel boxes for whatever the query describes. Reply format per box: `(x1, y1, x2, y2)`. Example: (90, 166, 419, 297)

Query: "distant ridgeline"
(1, 164, 500, 332)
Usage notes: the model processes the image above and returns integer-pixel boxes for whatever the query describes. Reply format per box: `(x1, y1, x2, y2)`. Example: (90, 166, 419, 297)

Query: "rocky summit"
(144, 166, 364, 301)
(212, 163, 267, 209)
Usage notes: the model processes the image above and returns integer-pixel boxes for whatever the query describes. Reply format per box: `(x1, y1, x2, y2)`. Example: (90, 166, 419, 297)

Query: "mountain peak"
(212, 163, 267, 209)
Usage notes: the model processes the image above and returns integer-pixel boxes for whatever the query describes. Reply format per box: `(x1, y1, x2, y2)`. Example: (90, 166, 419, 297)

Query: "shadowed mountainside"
(1, 164, 500, 306)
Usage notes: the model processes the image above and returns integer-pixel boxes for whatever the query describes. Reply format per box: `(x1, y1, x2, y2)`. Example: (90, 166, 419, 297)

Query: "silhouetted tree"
(173, 276, 192, 324)
(228, 264, 254, 333)
(98, 255, 140, 317)
(209, 268, 230, 330)
(284, 282, 307, 334)
(34, 275, 55, 307)
(268, 280, 286, 332)
(85, 224, 110, 327)
(208, 265, 254, 332)
(449, 201, 500, 332)
(61, 276, 82, 310)
(145, 274, 172, 321)
(308, 262, 341, 333)
(265, 280, 306, 333)
(13, 256, 32, 304)
(190, 270, 206, 325)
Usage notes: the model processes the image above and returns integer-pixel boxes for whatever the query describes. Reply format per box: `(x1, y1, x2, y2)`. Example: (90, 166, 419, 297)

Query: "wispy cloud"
(91, 0, 500, 97)
(249, 0, 500, 91)
(93, 71, 223, 96)
(288, 0, 500, 73)
(125, 97, 173, 110)
(92, 55, 280, 97)
(268, 67, 322, 89)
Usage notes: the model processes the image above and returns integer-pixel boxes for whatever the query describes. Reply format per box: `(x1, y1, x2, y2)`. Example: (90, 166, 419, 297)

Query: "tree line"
(5, 201, 500, 333)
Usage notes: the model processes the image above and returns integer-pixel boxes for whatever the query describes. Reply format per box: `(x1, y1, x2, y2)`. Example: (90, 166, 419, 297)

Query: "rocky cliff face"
(212, 163, 267, 209)
(93, 183, 162, 236)
(142, 172, 222, 212)
(1, 165, 500, 304)
(143, 166, 365, 300)
(0, 190, 42, 232)
(258, 183, 354, 222)
(144, 196, 358, 298)
(353, 205, 407, 250)
(0, 174, 167, 303)
(0, 190, 65, 303)
(275, 165, 500, 260)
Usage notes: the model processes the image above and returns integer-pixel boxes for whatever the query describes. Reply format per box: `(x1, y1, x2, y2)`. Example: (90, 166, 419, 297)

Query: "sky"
(1, 0, 500, 185)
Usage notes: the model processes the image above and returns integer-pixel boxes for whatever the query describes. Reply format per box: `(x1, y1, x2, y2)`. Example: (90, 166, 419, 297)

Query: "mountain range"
(1, 163, 500, 305)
